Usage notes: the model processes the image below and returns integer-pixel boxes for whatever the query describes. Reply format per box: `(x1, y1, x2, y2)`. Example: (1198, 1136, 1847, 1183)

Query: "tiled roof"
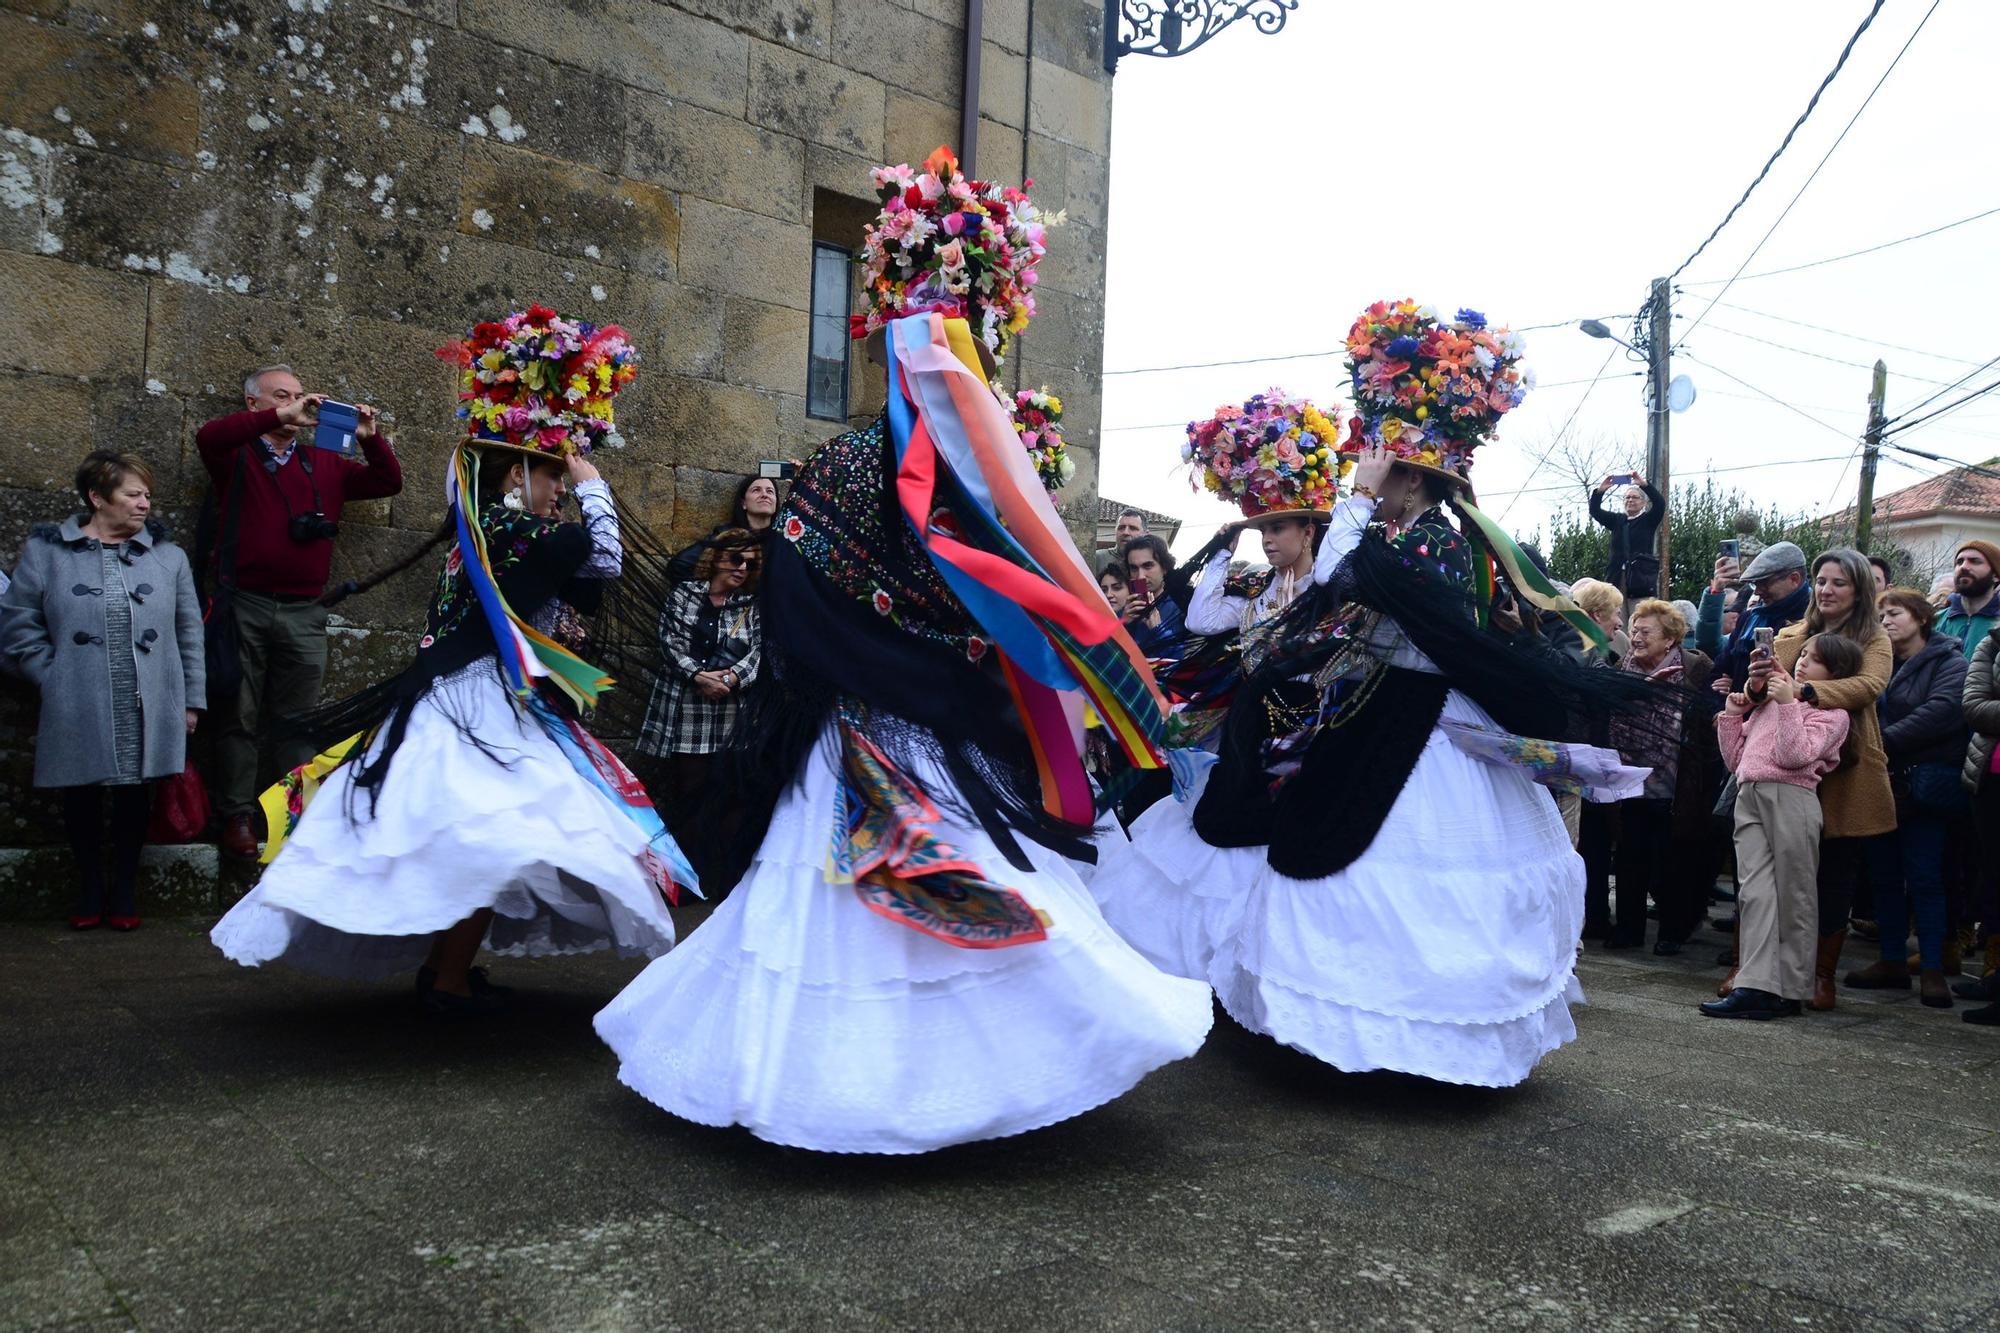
(1823, 458, 2000, 526)
(1095, 495, 1182, 527)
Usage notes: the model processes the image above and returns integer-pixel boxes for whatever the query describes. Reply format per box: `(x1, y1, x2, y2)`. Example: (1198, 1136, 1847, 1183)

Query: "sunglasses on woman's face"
(721, 554, 761, 568)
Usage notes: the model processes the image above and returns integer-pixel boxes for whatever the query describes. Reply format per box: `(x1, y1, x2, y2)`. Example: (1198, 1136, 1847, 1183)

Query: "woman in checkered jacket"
(636, 529, 761, 840)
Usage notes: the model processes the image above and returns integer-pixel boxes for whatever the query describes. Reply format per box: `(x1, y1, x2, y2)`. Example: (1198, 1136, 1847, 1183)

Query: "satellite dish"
(1667, 374, 1697, 413)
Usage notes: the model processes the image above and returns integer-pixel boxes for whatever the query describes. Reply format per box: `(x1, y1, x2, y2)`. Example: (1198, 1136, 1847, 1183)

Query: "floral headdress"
(1009, 386, 1073, 491)
(1183, 389, 1348, 519)
(1345, 300, 1529, 482)
(851, 146, 1057, 364)
(437, 304, 639, 457)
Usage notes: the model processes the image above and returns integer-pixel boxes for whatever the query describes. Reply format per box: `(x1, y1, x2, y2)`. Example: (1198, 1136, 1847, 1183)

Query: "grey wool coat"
(1, 516, 206, 788)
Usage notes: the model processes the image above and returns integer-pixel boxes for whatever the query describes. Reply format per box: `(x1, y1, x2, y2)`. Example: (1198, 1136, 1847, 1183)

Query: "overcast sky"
(1098, 0, 2000, 557)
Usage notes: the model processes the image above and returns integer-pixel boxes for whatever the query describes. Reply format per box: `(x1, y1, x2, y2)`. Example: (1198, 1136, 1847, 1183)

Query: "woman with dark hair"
(1762, 547, 1895, 1010)
(668, 475, 783, 579)
(1097, 561, 1131, 615)
(211, 307, 688, 1013)
(1095, 302, 1657, 1086)
(636, 528, 761, 883)
(2, 451, 204, 930)
(1843, 586, 1968, 1006)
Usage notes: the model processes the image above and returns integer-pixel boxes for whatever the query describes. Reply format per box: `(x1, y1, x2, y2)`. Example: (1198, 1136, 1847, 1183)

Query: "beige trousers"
(1732, 780, 1823, 1001)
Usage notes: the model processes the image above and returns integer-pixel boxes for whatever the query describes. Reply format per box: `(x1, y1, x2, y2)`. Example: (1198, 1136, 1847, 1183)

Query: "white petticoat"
(211, 660, 677, 980)
(593, 726, 1214, 1154)
(1091, 690, 1583, 1088)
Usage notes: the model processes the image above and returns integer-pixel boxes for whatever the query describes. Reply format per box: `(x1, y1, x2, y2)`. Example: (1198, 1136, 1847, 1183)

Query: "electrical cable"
(1496, 347, 1623, 522)
(1881, 352, 2000, 427)
(1675, 0, 1944, 350)
(1097, 373, 1642, 433)
(1664, 0, 1888, 284)
(1886, 440, 2000, 480)
(1698, 323, 1958, 386)
(1883, 376, 2000, 439)
(1477, 452, 1855, 502)
(1098, 314, 1624, 377)
(1704, 300, 1990, 367)
(1674, 204, 2000, 285)
(1676, 351, 1862, 444)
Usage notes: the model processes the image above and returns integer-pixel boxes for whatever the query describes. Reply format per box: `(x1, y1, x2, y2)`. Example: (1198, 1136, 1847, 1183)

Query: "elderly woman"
(1589, 474, 1664, 596)
(1, 452, 204, 930)
(1843, 587, 1969, 1006)
(1607, 598, 1712, 952)
(637, 529, 762, 878)
(1762, 549, 1895, 1010)
(1569, 577, 1628, 665)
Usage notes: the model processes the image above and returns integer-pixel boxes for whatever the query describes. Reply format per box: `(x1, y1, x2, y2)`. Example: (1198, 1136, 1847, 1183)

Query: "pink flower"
(936, 238, 966, 271)
(1275, 438, 1302, 466)
(783, 515, 805, 542)
(942, 212, 966, 237)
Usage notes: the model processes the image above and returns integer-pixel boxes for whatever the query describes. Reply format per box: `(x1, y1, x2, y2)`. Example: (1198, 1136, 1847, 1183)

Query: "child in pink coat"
(1701, 633, 1862, 1020)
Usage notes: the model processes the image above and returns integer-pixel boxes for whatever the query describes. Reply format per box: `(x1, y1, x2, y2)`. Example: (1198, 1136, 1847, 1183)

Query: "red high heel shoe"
(106, 916, 141, 932)
(69, 914, 102, 930)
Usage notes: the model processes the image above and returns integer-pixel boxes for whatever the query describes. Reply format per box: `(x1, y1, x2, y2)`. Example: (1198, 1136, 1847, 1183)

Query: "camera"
(289, 511, 340, 543)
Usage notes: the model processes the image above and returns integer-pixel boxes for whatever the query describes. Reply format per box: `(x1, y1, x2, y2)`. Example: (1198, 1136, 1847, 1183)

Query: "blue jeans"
(1872, 800, 1951, 971)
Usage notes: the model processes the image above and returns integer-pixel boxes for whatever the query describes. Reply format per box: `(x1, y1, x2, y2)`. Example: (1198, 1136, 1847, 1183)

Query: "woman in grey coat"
(0, 451, 205, 929)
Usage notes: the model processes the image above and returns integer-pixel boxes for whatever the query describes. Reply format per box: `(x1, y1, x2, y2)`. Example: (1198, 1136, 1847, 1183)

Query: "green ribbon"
(1453, 497, 1610, 652)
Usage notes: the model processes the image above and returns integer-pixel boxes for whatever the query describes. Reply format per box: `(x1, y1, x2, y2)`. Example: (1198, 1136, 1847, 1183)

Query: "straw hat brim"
(1238, 508, 1332, 530)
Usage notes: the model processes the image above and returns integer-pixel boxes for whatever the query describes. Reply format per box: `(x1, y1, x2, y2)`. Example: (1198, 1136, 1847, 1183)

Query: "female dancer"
(595, 149, 1211, 1152)
(213, 307, 689, 1013)
(1095, 302, 1657, 1086)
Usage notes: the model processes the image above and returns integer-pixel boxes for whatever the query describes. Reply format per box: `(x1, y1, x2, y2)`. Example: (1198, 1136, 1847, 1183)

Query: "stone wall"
(0, 0, 1116, 864)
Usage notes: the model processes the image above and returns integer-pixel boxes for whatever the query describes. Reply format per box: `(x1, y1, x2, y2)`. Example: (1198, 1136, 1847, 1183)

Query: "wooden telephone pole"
(1855, 360, 1887, 552)
(1643, 277, 1673, 596)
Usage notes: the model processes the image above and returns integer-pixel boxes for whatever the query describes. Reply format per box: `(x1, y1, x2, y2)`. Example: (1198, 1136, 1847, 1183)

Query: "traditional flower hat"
(1183, 388, 1348, 523)
(438, 304, 639, 458)
(1344, 300, 1529, 485)
(1009, 386, 1073, 491)
(851, 146, 1057, 365)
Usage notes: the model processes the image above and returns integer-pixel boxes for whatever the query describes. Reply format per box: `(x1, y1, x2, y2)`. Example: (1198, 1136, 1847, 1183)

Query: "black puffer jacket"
(1878, 630, 1969, 769)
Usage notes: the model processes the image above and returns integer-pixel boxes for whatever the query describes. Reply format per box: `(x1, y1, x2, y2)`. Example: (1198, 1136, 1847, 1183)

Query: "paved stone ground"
(4, 913, 1998, 1332)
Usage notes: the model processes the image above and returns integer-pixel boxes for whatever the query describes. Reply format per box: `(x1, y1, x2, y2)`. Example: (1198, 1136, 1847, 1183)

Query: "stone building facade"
(0, 0, 1117, 877)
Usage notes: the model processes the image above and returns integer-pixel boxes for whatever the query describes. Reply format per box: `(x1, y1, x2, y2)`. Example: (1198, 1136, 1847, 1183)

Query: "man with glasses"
(1698, 540, 1811, 695)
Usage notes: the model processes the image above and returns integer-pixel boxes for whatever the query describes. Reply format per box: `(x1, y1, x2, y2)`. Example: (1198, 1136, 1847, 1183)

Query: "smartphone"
(1128, 573, 1150, 601)
(1720, 539, 1740, 560)
(758, 459, 797, 480)
(1754, 626, 1775, 655)
(313, 400, 361, 457)
(1610, 473, 1635, 486)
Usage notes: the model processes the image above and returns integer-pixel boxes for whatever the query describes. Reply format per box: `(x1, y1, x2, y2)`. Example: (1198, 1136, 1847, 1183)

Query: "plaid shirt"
(637, 581, 761, 756)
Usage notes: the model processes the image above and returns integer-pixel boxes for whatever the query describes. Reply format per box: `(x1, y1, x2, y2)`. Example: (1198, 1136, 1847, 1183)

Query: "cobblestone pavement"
(3, 915, 1998, 1331)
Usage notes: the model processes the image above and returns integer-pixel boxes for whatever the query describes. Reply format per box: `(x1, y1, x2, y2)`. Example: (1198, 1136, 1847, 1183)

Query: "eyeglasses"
(720, 554, 761, 568)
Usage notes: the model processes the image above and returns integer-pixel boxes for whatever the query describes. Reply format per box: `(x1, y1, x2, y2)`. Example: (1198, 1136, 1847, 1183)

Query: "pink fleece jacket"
(1716, 700, 1850, 791)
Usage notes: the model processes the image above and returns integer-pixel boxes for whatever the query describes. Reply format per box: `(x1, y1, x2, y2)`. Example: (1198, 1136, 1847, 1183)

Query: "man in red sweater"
(197, 365, 404, 858)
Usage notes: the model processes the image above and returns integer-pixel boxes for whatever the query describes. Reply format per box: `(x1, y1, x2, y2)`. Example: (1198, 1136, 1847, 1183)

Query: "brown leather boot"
(1910, 936, 1966, 974)
(221, 813, 260, 860)
(1845, 959, 1911, 989)
(1919, 969, 1954, 1009)
(1809, 929, 1847, 1011)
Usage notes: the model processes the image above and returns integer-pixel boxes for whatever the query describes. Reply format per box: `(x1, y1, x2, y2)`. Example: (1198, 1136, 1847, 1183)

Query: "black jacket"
(1588, 482, 1664, 592)
(1878, 631, 1970, 769)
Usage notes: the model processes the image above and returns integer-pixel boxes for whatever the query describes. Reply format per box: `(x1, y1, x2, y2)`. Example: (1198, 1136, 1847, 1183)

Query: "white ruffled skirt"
(1091, 690, 1582, 1088)
(211, 660, 678, 979)
(593, 725, 1214, 1154)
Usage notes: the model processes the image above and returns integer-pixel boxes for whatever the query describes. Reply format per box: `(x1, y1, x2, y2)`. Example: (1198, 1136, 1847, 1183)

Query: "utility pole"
(1855, 359, 1887, 552)
(1644, 276, 1672, 597)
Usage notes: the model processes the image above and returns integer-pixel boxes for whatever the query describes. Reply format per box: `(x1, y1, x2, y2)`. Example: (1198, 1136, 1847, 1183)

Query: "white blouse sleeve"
(1311, 495, 1375, 585)
(572, 478, 623, 579)
(1183, 549, 1246, 635)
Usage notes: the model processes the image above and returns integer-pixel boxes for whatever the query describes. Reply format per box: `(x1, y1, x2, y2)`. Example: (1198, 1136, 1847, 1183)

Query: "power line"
(1664, 0, 1888, 284)
(1883, 376, 2000, 439)
(1496, 347, 1623, 522)
(1676, 351, 1861, 444)
(1882, 352, 2000, 426)
(1676, 0, 1944, 350)
(1675, 204, 2000, 285)
(1096, 372, 1643, 433)
(1098, 314, 1621, 377)
(1705, 300, 1991, 367)
(1697, 323, 1958, 386)
(1886, 439, 2000, 480)
(1479, 452, 1855, 503)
